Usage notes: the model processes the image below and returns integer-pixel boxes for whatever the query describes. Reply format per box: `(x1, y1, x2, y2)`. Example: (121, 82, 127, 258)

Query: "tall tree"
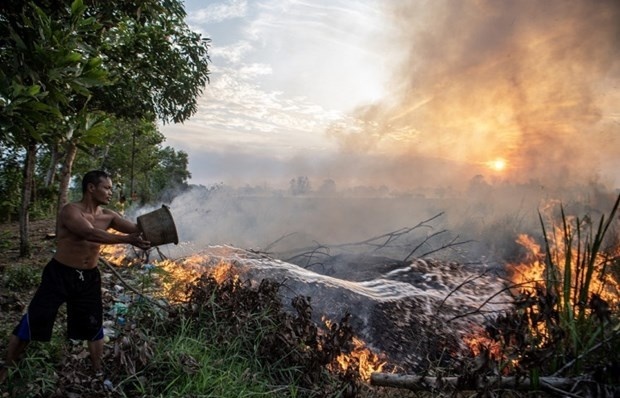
(54, 0, 210, 211)
(0, 0, 110, 255)
(1, 0, 210, 256)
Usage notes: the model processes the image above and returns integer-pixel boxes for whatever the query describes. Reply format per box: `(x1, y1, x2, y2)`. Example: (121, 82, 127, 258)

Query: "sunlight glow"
(488, 158, 507, 172)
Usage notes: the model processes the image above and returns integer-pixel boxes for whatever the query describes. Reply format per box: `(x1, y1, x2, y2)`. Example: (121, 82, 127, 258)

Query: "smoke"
(157, 1, 620, 265)
(328, 0, 620, 190)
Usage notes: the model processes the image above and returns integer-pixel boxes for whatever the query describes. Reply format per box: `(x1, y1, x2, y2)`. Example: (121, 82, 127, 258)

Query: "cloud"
(188, 68, 343, 134)
(237, 63, 272, 78)
(210, 41, 253, 64)
(187, 0, 248, 24)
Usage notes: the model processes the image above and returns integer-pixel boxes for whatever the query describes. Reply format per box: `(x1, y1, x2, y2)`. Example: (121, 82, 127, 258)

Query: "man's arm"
(106, 209, 141, 234)
(61, 205, 150, 249)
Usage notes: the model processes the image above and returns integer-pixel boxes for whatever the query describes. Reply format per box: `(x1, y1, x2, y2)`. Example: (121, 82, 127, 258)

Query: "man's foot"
(93, 370, 114, 391)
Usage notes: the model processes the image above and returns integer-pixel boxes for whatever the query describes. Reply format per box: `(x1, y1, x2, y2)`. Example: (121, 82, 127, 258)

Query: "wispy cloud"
(211, 41, 252, 64)
(187, 0, 248, 24)
(174, 0, 380, 158)
(180, 65, 343, 155)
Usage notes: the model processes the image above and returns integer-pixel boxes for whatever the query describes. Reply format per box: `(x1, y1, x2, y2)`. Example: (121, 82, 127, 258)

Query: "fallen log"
(370, 372, 577, 392)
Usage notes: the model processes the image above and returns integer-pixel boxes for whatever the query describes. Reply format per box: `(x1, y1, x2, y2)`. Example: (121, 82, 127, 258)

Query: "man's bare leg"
(0, 334, 29, 383)
(87, 338, 104, 375)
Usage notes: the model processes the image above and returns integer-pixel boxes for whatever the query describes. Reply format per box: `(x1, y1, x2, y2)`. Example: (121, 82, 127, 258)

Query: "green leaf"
(71, 0, 85, 16)
(63, 52, 83, 64)
(26, 85, 42, 96)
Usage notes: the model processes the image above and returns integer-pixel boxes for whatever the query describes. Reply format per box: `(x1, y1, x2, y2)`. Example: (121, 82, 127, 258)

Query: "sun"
(488, 158, 506, 172)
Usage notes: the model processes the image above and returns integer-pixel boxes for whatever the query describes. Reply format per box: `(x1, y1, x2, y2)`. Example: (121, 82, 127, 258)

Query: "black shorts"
(13, 258, 104, 342)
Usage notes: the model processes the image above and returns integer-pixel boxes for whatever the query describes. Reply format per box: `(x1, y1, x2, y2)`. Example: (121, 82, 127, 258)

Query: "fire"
(463, 201, 620, 368)
(145, 254, 239, 302)
(507, 234, 547, 292)
(100, 244, 137, 266)
(101, 243, 243, 302)
(503, 209, 620, 348)
(154, 258, 204, 302)
(323, 318, 388, 381)
(463, 327, 502, 357)
(333, 336, 388, 381)
(508, 229, 620, 314)
(462, 323, 522, 370)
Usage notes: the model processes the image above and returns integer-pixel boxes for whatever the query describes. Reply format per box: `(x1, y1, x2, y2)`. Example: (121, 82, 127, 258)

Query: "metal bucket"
(137, 205, 179, 246)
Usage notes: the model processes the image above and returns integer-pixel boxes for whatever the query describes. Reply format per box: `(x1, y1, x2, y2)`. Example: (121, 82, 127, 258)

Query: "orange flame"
(323, 318, 388, 381)
(100, 244, 138, 266)
(333, 336, 387, 381)
(508, 227, 619, 315)
(463, 209, 620, 367)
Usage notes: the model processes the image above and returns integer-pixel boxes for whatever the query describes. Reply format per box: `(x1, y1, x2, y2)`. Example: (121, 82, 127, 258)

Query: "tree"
(290, 176, 312, 196)
(0, 0, 210, 256)
(150, 146, 191, 203)
(54, 0, 210, 213)
(0, 145, 23, 222)
(68, 117, 191, 206)
(0, 0, 110, 255)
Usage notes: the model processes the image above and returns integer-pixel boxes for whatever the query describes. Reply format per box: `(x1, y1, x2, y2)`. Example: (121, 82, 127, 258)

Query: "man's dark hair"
(82, 170, 110, 193)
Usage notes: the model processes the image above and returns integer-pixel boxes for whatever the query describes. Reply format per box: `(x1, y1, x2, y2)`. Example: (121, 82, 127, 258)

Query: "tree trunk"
(57, 141, 78, 217)
(19, 140, 37, 257)
(44, 143, 62, 187)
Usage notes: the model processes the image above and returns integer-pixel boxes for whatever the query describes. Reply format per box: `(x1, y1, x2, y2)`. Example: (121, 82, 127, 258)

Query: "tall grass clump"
(482, 194, 620, 390)
(536, 194, 620, 371)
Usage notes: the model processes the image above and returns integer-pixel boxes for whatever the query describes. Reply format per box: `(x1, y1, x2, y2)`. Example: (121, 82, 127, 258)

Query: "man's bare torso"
(54, 203, 115, 270)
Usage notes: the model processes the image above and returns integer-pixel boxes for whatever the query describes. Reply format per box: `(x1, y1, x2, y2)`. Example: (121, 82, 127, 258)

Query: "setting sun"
(488, 158, 506, 172)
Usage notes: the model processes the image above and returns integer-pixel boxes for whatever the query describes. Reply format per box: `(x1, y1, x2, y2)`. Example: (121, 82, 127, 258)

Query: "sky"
(161, 0, 620, 192)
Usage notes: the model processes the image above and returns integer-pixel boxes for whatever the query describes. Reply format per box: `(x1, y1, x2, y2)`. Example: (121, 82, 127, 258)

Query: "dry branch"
(99, 257, 169, 311)
(275, 212, 471, 266)
(370, 372, 579, 393)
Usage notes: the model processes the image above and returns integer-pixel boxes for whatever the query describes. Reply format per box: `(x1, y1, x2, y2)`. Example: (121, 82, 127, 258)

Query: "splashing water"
(152, 245, 512, 372)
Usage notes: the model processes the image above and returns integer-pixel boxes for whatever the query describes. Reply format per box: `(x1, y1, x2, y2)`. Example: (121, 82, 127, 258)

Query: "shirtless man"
(1, 170, 150, 383)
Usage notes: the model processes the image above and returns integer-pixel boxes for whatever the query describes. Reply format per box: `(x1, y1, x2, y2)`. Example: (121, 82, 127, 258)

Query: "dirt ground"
(0, 219, 59, 331)
(0, 218, 58, 269)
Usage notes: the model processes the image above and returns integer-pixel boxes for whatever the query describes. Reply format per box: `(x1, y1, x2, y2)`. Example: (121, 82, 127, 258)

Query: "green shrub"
(4, 264, 40, 291)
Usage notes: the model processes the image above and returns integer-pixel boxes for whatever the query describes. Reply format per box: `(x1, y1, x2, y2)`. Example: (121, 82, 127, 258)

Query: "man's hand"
(127, 233, 151, 250)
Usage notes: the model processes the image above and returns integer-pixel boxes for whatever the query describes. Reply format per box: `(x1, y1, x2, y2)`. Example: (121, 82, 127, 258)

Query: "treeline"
(0, 122, 191, 218)
(0, 0, 210, 256)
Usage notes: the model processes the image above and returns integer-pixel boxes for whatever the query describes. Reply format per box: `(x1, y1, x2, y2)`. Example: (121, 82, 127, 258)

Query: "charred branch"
(369, 372, 614, 396)
(403, 231, 473, 262)
(274, 212, 473, 268)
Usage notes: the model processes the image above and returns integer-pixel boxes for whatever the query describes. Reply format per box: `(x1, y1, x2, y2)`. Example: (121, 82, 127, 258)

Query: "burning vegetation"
(93, 196, 620, 397)
(460, 195, 620, 395)
(5, 195, 618, 397)
(95, 244, 392, 396)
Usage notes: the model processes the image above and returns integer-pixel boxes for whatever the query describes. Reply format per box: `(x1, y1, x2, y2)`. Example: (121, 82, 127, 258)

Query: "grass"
(3, 263, 41, 291)
(538, 194, 620, 374)
(123, 319, 278, 397)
